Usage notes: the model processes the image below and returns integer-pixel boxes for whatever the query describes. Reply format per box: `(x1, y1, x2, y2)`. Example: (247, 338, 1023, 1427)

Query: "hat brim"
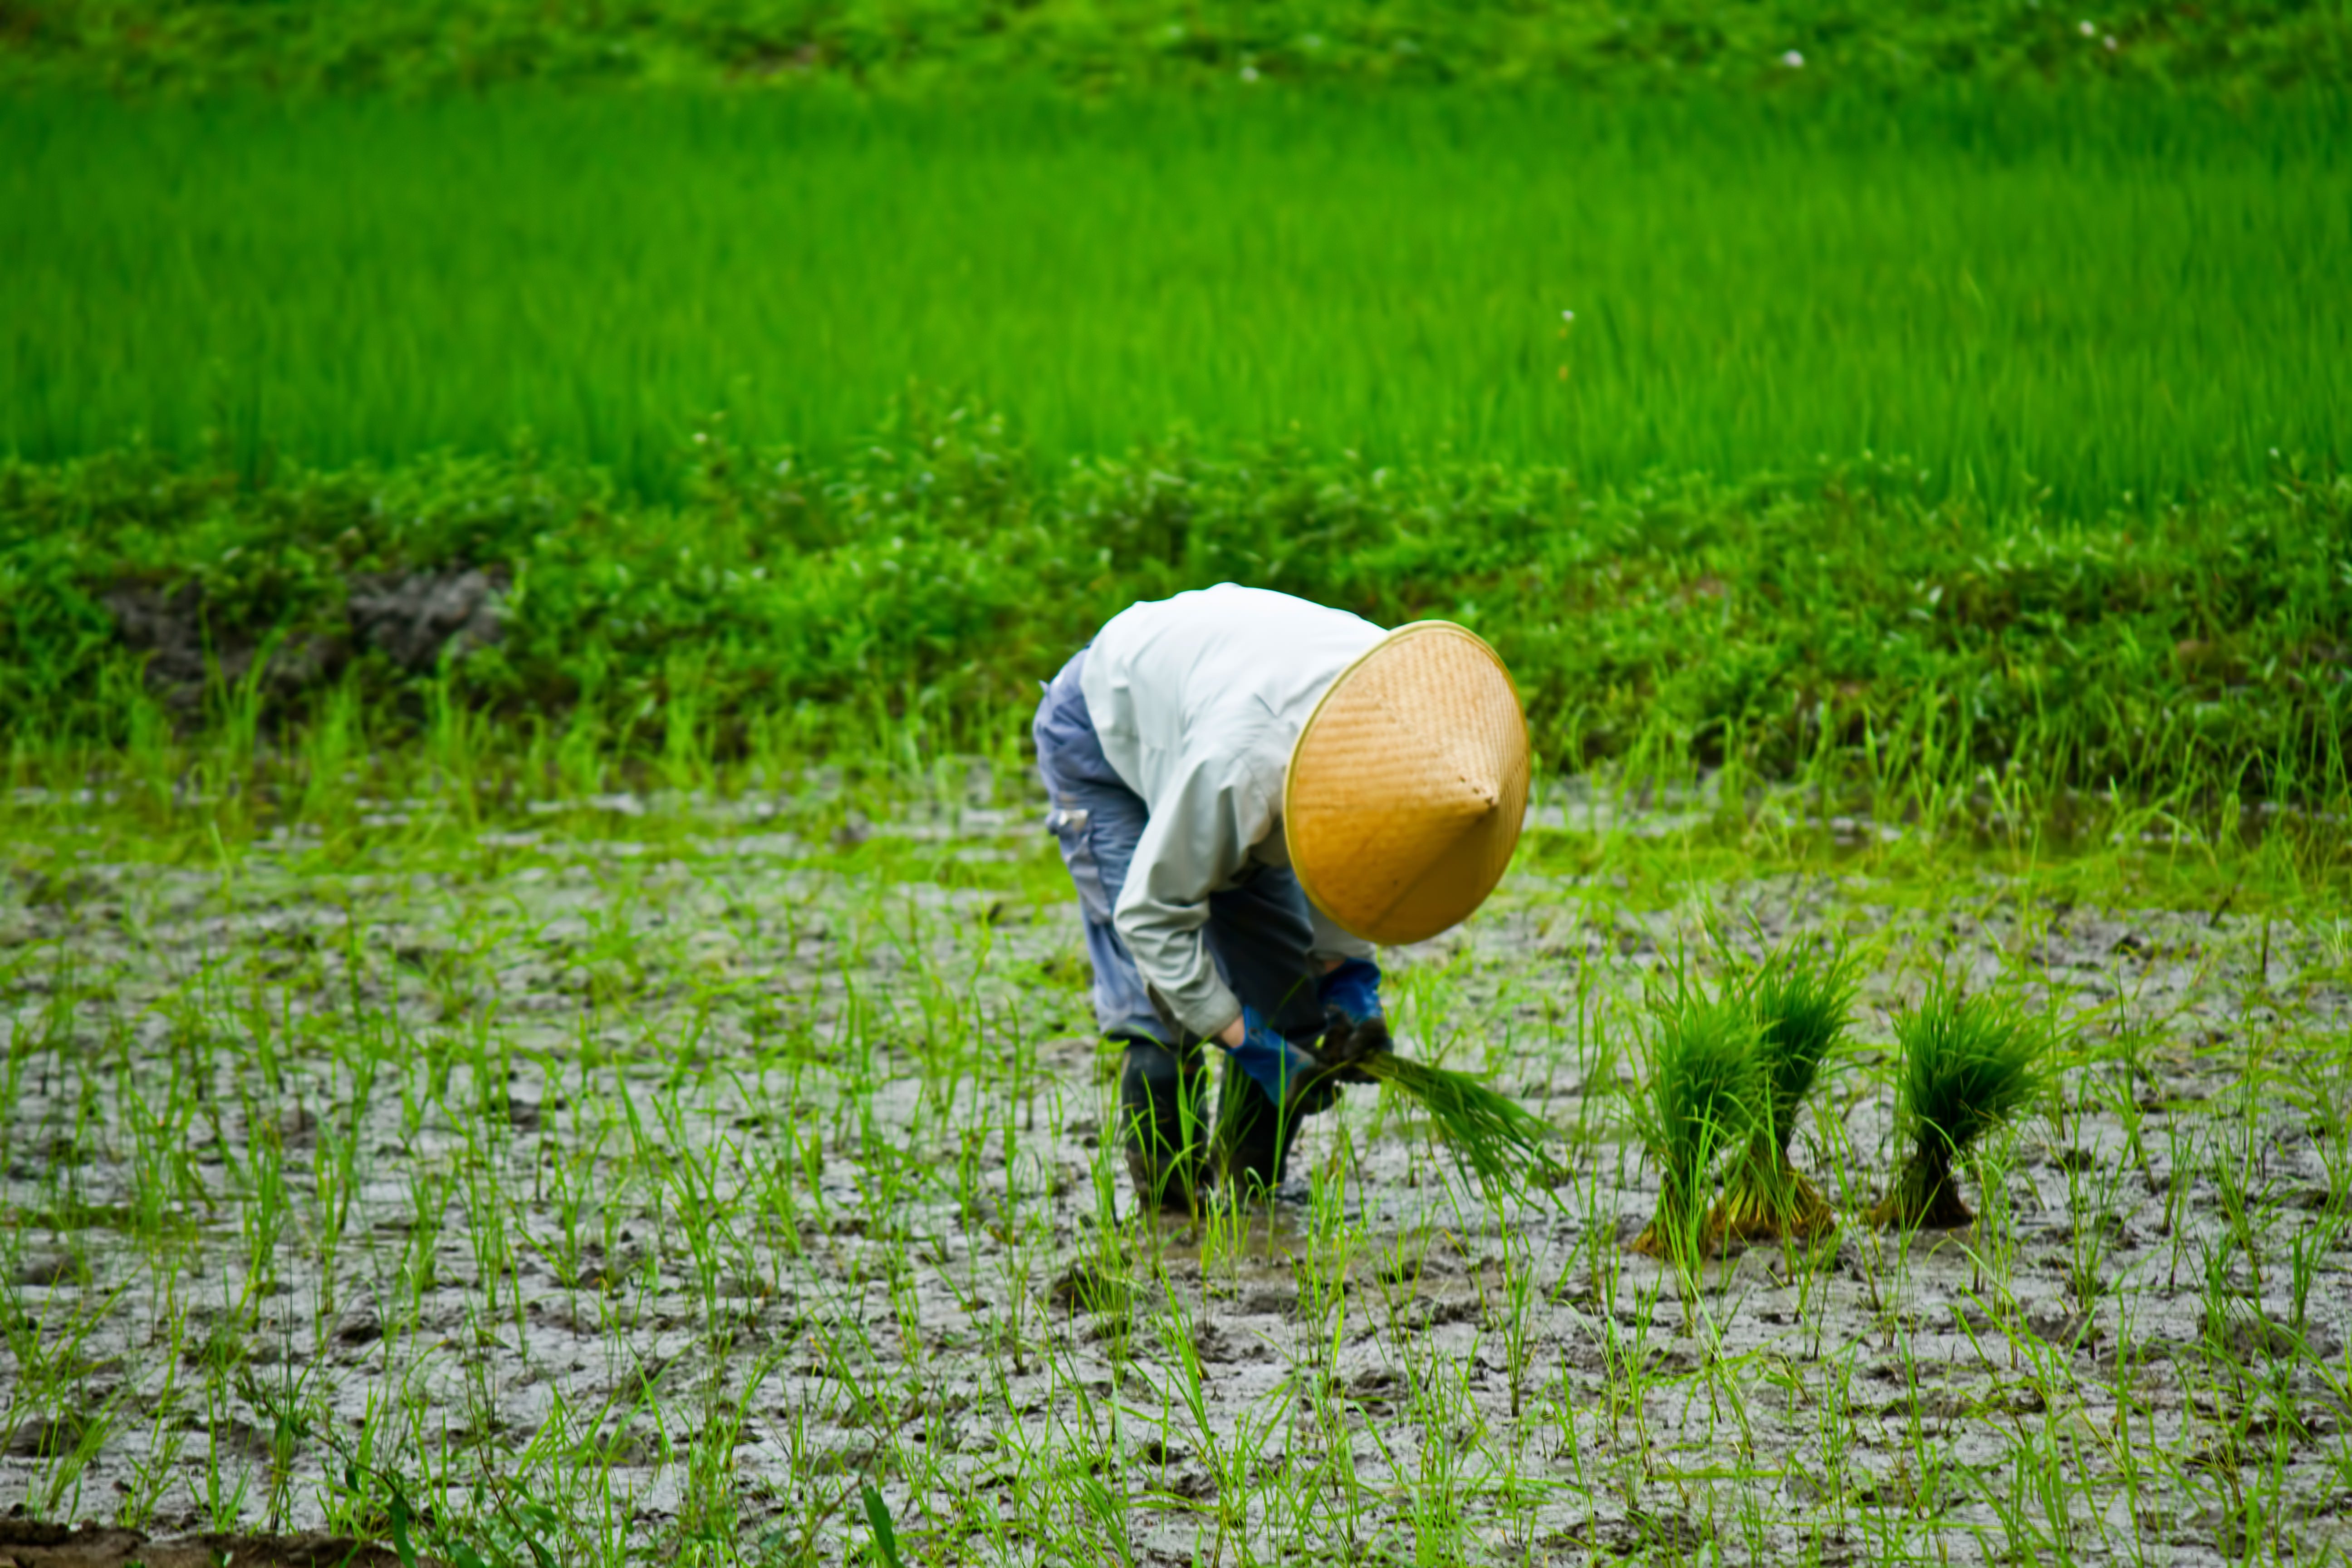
(1284, 622, 1530, 946)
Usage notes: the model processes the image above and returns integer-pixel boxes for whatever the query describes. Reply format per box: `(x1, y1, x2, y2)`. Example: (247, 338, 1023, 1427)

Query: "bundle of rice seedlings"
(1355, 1052, 1561, 1194)
(1867, 980, 2042, 1230)
(1629, 995, 1760, 1265)
(1708, 950, 1856, 1244)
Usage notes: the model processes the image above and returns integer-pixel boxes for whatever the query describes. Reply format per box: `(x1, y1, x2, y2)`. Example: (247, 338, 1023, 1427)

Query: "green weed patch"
(3, 0, 2345, 96)
(5, 421, 2347, 819)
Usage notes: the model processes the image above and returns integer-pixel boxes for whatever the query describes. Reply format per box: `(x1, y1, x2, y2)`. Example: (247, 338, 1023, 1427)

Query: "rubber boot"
(1214, 1052, 1304, 1201)
(1117, 1038, 1205, 1216)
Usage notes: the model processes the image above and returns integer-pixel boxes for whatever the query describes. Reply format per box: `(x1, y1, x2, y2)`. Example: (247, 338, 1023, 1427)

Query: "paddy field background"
(5, 89, 2349, 502)
(3, 80, 2348, 810)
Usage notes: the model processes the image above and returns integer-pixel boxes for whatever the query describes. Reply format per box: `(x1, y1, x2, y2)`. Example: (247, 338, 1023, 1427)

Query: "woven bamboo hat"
(1284, 622, 1530, 946)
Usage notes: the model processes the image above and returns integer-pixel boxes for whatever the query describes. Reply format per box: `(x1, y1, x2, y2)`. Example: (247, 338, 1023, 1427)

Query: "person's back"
(1079, 583, 1383, 825)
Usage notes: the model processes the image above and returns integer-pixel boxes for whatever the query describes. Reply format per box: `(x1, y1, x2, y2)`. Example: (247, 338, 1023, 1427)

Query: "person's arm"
(1306, 903, 1375, 965)
(1111, 747, 1276, 1045)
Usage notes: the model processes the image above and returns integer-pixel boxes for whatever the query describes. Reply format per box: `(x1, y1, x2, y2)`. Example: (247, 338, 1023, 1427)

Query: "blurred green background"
(6, 91, 2346, 504)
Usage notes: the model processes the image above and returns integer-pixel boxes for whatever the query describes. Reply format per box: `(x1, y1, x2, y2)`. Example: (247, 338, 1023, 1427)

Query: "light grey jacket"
(1079, 584, 1382, 1038)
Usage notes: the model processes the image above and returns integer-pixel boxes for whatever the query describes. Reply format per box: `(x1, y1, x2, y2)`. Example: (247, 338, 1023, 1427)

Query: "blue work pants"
(1031, 648, 1325, 1201)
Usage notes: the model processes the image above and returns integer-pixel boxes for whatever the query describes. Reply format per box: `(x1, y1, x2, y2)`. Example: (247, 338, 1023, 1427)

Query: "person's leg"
(1117, 1038, 1206, 1213)
(1202, 864, 1327, 1196)
(1034, 653, 1205, 1214)
(1035, 670, 1165, 1044)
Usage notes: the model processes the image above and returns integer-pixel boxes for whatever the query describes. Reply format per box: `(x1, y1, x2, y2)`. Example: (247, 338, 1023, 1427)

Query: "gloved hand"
(1223, 1007, 1340, 1117)
(1317, 957, 1390, 1080)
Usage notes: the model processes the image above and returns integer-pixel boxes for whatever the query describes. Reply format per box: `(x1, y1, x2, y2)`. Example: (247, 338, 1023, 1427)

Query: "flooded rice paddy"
(2, 780, 2348, 1565)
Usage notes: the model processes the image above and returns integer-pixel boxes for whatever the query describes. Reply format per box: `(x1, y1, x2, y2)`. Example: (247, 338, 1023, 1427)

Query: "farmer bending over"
(1033, 584, 1529, 1213)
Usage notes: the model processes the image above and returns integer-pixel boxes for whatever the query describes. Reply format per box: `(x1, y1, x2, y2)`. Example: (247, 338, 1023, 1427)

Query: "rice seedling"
(1628, 990, 1761, 1267)
(861, 1485, 904, 1568)
(1708, 946, 1856, 1244)
(1351, 1051, 1561, 1196)
(1867, 980, 2044, 1230)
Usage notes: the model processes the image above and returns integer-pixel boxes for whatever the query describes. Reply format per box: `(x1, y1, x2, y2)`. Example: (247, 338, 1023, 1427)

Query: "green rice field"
(5, 89, 2347, 502)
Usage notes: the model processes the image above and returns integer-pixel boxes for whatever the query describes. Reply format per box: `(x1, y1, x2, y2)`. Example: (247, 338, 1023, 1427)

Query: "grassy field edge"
(5, 419, 2347, 823)
(5, 0, 2347, 98)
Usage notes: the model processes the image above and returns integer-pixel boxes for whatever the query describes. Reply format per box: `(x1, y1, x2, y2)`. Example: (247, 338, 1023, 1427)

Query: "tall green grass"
(4, 89, 2346, 503)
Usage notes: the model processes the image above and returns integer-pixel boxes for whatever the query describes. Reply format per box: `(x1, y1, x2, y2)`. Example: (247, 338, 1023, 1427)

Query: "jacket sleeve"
(1306, 903, 1376, 964)
(1111, 745, 1278, 1040)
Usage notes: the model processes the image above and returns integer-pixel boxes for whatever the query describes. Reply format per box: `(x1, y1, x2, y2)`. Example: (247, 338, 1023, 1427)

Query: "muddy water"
(1, 792, 2347, 1564)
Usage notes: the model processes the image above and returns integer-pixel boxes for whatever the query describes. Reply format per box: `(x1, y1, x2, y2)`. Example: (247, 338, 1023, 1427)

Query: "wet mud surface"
(2, 788, 2348, 1564)
(0, 1517, 411, 1567)
(105, 566, 506, 712)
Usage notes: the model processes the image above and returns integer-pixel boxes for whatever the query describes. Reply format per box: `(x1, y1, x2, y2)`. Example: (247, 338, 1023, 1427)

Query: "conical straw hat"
(1284, 622, 1530, 946)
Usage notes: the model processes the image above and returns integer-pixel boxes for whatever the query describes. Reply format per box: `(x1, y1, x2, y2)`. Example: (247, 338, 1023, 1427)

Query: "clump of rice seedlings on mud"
(1709, 949, 1856, 1244)
(1630, 994, 1759, 1265)
(1356, 1052, 1561, 1195)
(1869, 980, 2043, 1230)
